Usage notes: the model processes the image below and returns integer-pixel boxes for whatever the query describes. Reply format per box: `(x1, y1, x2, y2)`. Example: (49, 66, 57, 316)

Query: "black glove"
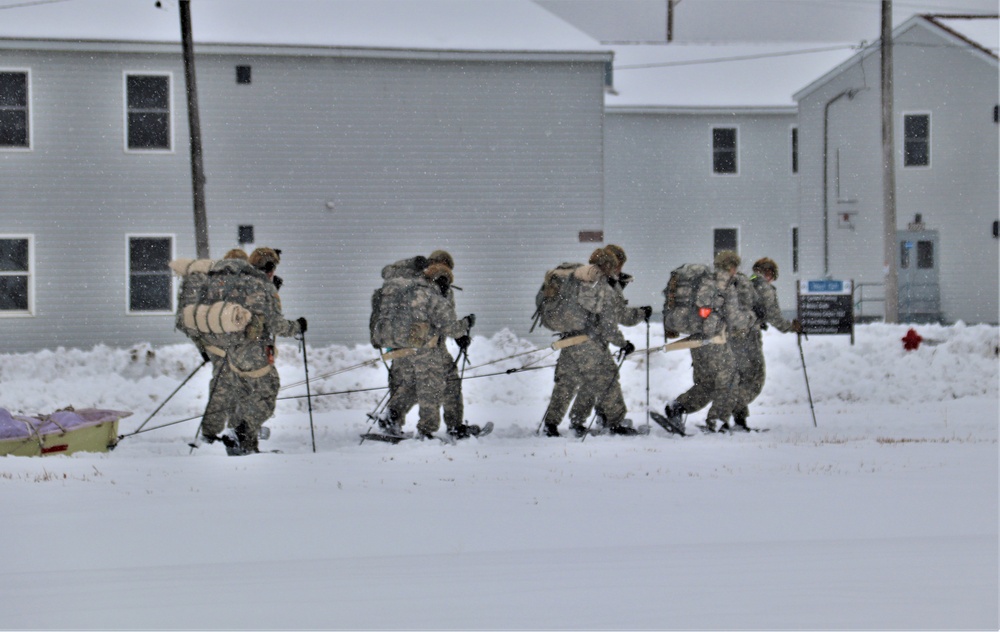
(297, 317, 308, 334)
(619, 273, 634, 288)
(435, 275, 451, 296)
(665, 330, 680, 339)
(272, 275, 284, 291)
(464, 314, 476, 329)
(621, 341, 635, 356)
(791, 319, 803, 334)
(200, 349, 211, 363)
(456, 335, 471, 350)
(640, 305, 653, 321)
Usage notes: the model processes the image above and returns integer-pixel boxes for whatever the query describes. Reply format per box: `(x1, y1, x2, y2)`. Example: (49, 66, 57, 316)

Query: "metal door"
(896, 229, 941, 323)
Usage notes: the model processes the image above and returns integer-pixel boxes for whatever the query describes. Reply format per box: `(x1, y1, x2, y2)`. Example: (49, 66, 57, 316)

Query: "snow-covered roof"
(926, 14, 1000, 58)
(0, 0, 608, 57)
(794, 13, 999, 103)
(606, 42, 858, 112)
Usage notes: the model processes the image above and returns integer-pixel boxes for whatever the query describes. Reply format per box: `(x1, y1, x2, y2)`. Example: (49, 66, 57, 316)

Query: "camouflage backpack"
(181, 260, 258, 348)
(530, 262, 591, 334)
(370, 274, 437, 350)
(662, 263, 725, 337)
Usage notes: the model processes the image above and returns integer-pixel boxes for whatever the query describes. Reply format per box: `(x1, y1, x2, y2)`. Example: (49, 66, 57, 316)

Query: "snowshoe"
(543, 423, 560, 438)
(650, 411, 688, 437)
(447, 421, 493, 441)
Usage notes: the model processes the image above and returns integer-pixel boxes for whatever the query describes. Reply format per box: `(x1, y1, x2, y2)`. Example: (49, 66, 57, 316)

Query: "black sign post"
(797, 279, 855, 344)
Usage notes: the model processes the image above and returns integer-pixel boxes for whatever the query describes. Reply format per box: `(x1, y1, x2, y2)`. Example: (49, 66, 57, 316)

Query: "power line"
(615, 44, 861, 71)
(0, 0, 76, 10)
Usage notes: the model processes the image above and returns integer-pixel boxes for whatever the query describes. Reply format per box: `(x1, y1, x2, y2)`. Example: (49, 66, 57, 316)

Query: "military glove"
(665, 330, 680, 339)
(464, 314, 476, 329)
(435, 275, 451, 296)
(791, 319, 803, 334)
(272, 275, 284, 292)
(640, 306, 653, 321)
(622, 341, 635, 356)
(456, 335, 471, 350)
(413, 255, 428, 271)
(200, 349, 211, 364)
(297, 317, 308, 334)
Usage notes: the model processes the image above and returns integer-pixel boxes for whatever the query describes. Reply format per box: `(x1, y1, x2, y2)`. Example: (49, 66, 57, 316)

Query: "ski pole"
(134, 357, 207, 434)
(300, 332, 317, 453)
(797, 332, 817, 427)
(645, 317, 651, 428)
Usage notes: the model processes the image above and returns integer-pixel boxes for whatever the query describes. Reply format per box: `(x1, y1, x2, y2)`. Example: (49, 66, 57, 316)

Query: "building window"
(790, 127, 798, 174)
(126, 74, 171, 150)
(714, 228, 738, 257)
(903, 113, 930, 167)
(236, 65, 252, 85)
(0, 236, 31, 313)
(128, 236, 173, 313)
(712, 127, 737, 174)
(238, 225, 255, 245)
(916, 240, 934, 269)
(791, 226, 799, 273)
(0, 71, 29, 148)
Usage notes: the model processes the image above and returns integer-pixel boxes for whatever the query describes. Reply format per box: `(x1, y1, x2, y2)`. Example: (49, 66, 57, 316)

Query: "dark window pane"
(0, 72, 26, 107)
(0, 110, 27, 146)
(714, 228, 738, 255)
(791, 128, 799, 174)
(713, 128, 737, 174)
(130, 238, 170, 272)
(128, 112, 169, 149)
(127, 76, 169, 109)
(917, 241, 934, 269)
(900, 242, 910, 269)
(903, 115, 929, 167)
(236, 65, 252, 84)
(130, 275, 171, 311)
(792, 227, 799, 273)
(0, 276, 28, 310)
(0, 239, 28, 271)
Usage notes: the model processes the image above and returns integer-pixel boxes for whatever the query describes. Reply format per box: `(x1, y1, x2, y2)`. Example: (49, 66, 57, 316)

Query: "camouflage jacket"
(413, 276, 469, 345)
(574, 265, 628, 348)
(750, 274, 795, 333)
(721, 271, 756, 336)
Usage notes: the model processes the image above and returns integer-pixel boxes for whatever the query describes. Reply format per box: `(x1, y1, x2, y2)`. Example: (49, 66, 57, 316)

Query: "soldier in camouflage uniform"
(542, 248, 639, 438)
(663, 250, 753, 432)
(729, 257, 801, 431)
(199, 247, 305, 455)
(567, 245, 652, 433)
(381, 258, 475, 440)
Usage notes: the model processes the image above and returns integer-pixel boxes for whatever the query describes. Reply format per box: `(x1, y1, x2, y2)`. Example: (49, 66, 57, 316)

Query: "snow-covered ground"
(1, 322, 997, 630)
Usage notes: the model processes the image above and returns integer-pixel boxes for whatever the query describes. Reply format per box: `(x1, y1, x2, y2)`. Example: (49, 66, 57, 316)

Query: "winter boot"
(701, 418, 717, 433)
(732, 413, 750, 432)
(543, 422, 560, 438)
(609, 424, 640, 436)
(448, 423, 478, 440)
(378, 409, 404, 437)
(664, 400, 686, 425)
(569, 422, 589, 438)
(226, 423, 259, 456)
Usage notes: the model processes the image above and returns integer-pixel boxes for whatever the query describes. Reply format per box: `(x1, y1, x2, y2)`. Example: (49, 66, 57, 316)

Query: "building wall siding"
(604, 110, 801, 320)
(0, 46, 608, 352)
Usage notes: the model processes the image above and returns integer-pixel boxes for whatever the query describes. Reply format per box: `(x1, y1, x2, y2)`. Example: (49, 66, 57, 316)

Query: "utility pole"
(179, 0, 210, 259)
(666, 0, 679, 43)
(881, 0, 899, 323)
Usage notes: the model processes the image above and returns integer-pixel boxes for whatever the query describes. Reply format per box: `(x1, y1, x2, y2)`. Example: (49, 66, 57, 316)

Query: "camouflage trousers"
(201, 361, 279, 451)
(729, 329, 765, 421)
(387, 346, 463, 435)
(675, 342, 739, 424)
(543, 340, 627, 429)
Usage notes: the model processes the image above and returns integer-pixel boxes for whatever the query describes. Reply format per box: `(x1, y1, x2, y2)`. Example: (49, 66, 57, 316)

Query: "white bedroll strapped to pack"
(182, 301, 253, 334)
(662, 332, 726, 352)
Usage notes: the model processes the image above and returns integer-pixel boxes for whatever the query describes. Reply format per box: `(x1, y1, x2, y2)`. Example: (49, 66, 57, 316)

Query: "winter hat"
(713, 250, 741, 271)
(249, 247, 281, 272)
(752, 257, 779, 280)
(589, 247, 618, 277)
(428, 250, 454, 270)
(604, 244, 627, 267)
(423, 262, 454, 285)
(224, 248, 249, 261)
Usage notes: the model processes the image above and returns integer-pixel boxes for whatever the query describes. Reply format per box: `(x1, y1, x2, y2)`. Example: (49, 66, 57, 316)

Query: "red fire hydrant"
(902, 328, 923, 351)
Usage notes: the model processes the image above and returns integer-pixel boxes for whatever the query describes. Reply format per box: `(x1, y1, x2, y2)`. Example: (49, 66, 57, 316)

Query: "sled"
(0, 407, 132, 457)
